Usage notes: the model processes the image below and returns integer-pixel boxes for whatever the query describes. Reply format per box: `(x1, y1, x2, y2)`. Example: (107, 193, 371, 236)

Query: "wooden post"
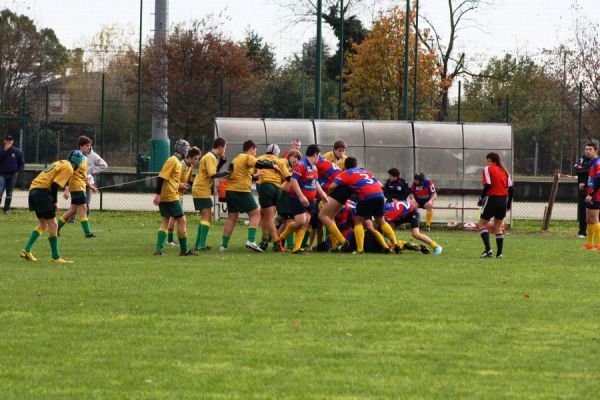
(541, 172, 560, 231)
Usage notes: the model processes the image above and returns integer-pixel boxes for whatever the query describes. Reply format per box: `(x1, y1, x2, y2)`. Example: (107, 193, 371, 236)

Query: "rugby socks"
(178, 234, 188, 253)
(381, 222, 398, 245)
(247, 226, 257, 243)
(155, 229, 168, 252)
(167, 229, 175, 243)
(196, 221, 210, 248)
(429, 240, 439, 249)
(426, 210, 433, 227)
(221, 235, 230, 249)
(480, 228, 491, 252)
(591, 223, 600, 247)
(279, 222, 297, 240)
(286, 235, 295, 250)
(326, 222, 346, 247)
(585, 224, 594, 247)
(58, 216, 67, 230)
(495, 233, 504, 256)
(354, 224, 365, 253)
(371, 229, 389, 250)
(48, 233, 60, 260)
(301, 231, 311, 248)
(293, 228, 306, 252)
(24, 227, 44, 252)
(80, 218, 92, 236)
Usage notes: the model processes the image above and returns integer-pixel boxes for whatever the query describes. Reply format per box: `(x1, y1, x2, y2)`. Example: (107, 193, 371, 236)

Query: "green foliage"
(243, 30, 276, 78)
(1, 210, 599, 398)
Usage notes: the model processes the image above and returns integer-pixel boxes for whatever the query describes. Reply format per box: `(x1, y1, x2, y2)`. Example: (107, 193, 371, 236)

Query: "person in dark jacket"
(573, 143, 597, 237)
(0, 134, 25, 214)
(383, 167, 411, 202)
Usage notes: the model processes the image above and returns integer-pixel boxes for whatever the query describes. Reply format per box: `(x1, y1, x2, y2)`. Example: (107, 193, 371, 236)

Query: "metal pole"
(505, 94, 509, 123)
(136, 0, 143, 184)
(559, 50, 566, 173)
(338, 0, 344, 119)
(45, 86, 49, 167)
(578, 82, 583, 159)
(412, 0, 419, 120)
(100, 73, 105, 158)
(315, 0, 322, 119)
(21, 90, 26, 162)
(402, 0, 411, 120)
(457, 80, 461, 122)
(301, 50, 305, 118)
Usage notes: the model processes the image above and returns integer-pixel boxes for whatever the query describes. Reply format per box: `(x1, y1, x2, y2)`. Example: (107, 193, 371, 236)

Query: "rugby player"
(410, 173, 437, 230)
(384, 199, 443, 255)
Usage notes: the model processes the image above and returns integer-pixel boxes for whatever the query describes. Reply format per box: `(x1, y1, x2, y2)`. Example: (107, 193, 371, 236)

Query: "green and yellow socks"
(155, 229, 168, 253)
(195, 221, 211, 249)
(48, 233, 60, 259)
(24, 226, 44, 252)
(58, 215, 93, 237)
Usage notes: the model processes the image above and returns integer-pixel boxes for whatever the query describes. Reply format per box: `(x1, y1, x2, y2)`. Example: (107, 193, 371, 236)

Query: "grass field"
(1, 210, 599, 399)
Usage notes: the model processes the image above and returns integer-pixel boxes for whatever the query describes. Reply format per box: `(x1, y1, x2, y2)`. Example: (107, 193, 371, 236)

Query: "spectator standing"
(85, 145, 108, 215)
(0, 134, 25, 214)
(573, 143, 596, 238)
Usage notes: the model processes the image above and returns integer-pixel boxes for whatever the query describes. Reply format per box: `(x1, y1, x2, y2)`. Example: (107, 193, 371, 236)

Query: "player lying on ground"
(384, 199, 443, 255)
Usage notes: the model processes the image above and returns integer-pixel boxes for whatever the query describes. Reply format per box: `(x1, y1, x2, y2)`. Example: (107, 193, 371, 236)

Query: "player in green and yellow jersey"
(166, 146, 201, 246)
(192, 138, 227, 251)
(256, 144, 291, 251)
(220, 139, 279, 252)
(21, 150, 86, 263)
(57, 136, 97, 238)
(322, 140, 347, 171)
(153, 139, 197, 256)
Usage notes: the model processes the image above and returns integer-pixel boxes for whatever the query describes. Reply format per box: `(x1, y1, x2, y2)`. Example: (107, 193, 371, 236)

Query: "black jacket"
(573, 157, 591, 185)
(383, 178, 411, 201)
(0, 146, 24, 175)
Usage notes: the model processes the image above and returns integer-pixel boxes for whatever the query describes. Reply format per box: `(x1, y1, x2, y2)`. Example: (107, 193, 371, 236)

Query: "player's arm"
(316, 181, 328, 203)
(507, 176, 514, 210)
(63, 184, 70, 200)
(290, 177, 308, 206)
(477, 185, 491, 207)
(154, 177, 164, 205)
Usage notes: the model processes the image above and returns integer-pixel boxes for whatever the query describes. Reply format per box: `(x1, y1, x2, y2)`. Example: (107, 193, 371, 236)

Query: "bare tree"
(273, 0, 382, 25)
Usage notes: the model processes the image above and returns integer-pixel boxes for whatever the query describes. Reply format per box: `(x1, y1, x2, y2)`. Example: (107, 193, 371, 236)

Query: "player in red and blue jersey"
(410, 173, 437, 231)
(316, 156, 342, 192)
(384, 199, 442, 255)
(582, 142, 600, 250)
(328, 157, 399, 254)
(278, 144, 328, 254)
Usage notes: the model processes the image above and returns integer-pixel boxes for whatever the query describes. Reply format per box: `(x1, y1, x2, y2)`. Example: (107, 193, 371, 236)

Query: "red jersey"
(335, 200, 356, 232)
(482, 164, 512, 197)
(384, 200, 417, 223)
(316, 156, 341, 191)
(290, 157, 318, 200)
(587, 158, 600, 201)
(411, 179, 436, 201)
(333, 168, 383, 201)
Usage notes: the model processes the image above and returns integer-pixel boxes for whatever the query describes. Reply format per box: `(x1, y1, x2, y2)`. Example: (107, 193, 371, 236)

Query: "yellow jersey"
(159, 155, 183, 202)
(192, 152, 219, 199)
(226, 153, 257, 192)
(178, 161, 194, 199)
(256, 154, 290, 187)
(323, 151, 346, 171)
(30, 160, 74, 191)
(67, 158, 88, 192)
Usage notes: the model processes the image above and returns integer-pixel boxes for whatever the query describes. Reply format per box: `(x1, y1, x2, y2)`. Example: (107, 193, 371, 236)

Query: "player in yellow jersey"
(220, 140, 280, 252)
(192, 138, 228, 250)
(322, 140, 347, 171)
(57, 136, 97, 238)
(21, 150, 86, 263)
(153, 139, 197, 256)
(256, 144, 291, 251)
(166, 146, 201, 246)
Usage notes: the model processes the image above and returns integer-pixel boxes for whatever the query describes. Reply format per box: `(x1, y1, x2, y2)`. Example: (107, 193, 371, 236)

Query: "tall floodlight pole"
(136, 0, 142, 178)
(338, 0, 344, 119)
(150, 0, 170, 172)
(315, 0, 323, 119)
(412, 0, 419, 119)
(402, 0, 410, 120)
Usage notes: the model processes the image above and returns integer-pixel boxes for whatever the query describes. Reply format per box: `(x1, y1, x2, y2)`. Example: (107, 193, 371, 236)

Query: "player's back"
(338, 168, 383, 200)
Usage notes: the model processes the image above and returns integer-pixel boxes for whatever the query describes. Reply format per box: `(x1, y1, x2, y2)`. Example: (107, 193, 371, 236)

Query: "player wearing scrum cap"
(153, 139, 196, 256)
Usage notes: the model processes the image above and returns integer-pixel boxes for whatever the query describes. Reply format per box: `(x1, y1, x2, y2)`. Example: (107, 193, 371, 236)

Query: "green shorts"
(193, 197, 213, 210)
(226, 190, 257, 214)
(29, 188, 55, 219)
(70, 191, 86, 205)
(258, 183, 281, 208)
(159, 200, 184, 218)
(276, 191, 291, 218)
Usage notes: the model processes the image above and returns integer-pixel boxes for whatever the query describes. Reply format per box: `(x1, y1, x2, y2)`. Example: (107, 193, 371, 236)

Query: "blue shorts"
(288, 196, 316, 217)
(415, 198, 430, 208)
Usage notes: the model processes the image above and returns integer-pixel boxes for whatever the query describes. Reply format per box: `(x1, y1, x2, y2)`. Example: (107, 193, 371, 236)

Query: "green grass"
(1, 210, 599, 399)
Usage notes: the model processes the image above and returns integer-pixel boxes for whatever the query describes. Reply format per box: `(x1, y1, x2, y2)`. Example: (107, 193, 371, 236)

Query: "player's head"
(291, 138, 301, 151)
(186, 146, 201, 166)
(243, 140, 257, 156)
(286, 149, 301, 166)
(344, 157, 358, 170)
(305, 144, 321, 163)
(413, 172, 425, 186)
(584, 142, 598, 158)
(77, 135, 92, 155)
(67, 150, 86, 170)
(486, 152, 509, 176)
(174, 138, 190, 158)
(266, 143, 280, 156)
(388, 167, 400, 181)
(333, 140, 346, 158)
(212, 137, 227, 156)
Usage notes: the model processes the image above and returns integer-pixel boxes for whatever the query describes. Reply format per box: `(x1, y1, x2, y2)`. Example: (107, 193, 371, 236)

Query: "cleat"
(496, 253, 503, 259)
(291, 249, 305, 255)
(167, 241, 178, 247)
(403, 243, 420, 251)
(219, 246, 228, 252)
(337, 240, 350, 253)
(580, 244, 594, 250)
(51, 257, 73, 264)
(20, 250, 38, 262)
(85, 233, 96, 238)
(592, 246, 600, 251)
(245, 240, 264, 253)
(419, 245, 430, 254)
(480, 249, 493, 258)
(258, 240, 269, 251)
(352, 250, 365, 255)
(195, 245, 212, 251)
(277, 237, 286, 253)
(153, 251, 165, 256)
(433, 246, 443, 256)
(425, 225, 431, 231)
(578, 234, 586, 238)
(394, 245, 403, 254)
(180, 249, 199, 256)
(384, 247, 393, 254)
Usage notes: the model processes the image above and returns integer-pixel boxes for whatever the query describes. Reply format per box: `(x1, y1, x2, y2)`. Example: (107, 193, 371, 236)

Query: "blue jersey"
(290, 157, 318, 199)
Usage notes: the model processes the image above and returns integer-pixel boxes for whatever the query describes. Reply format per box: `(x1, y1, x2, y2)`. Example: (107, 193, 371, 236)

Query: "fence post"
(457, 81, 461, 122)
(541, 172, 560, 231)
(100, 73, 105, 211)
(338, 0, 344, 119)
(44, 86, 49, 167)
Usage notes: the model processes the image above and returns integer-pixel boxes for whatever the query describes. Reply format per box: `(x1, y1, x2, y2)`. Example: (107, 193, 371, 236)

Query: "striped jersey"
(587, 157, 600, 201)
(411, 179, 436, 201)
(316, 156, 341, 191)
(333, 168, 383, 201)
(384, 199, 417, 223)
(290, 157, 318, 199)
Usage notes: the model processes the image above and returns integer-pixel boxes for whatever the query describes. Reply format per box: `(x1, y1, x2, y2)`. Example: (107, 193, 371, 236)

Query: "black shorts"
(355, 197, 385, 219)
(276, 192, 292, 219)
(415, 198, 430, 208)
(393, 211, 420, 229)
(586, 200, 600, 210)
(288, 196, 316, 217)
(70, 191, 86, 205)
(29, 189, 56, 219)
(480, 196, 508, 220)
(310, 200, 321, 229)
(329, 185, 352, 204)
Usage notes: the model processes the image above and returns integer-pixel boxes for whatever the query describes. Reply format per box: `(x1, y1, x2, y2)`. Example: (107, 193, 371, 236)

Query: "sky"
(1, 0, 598, 69)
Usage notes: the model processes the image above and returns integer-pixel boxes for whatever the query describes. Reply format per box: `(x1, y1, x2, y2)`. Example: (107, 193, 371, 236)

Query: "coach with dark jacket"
(0, 134, 25, 214)
(573, 144, 596, 237)
(383, 168, 412, 202)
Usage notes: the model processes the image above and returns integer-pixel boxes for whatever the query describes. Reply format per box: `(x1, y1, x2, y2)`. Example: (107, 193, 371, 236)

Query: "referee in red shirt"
(477, 152, 513, 258)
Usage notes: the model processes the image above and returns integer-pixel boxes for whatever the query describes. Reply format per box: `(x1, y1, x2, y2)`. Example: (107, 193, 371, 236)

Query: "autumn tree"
(343, 5, 438, 120)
